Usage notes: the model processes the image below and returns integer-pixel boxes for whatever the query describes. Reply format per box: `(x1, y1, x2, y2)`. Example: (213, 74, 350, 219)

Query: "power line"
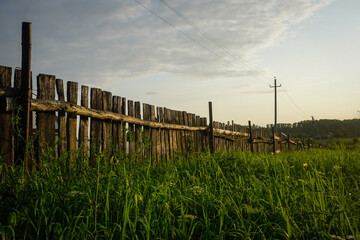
(158, 0, 272, 80)
(132, 0, 271, 82)
(132, 0, 255, 73)
(280, 86, 309, 118)
(133, 0, 312, 121)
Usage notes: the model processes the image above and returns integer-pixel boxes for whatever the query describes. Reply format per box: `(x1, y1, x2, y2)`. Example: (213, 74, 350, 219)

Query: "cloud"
(0, 0, 333, 85)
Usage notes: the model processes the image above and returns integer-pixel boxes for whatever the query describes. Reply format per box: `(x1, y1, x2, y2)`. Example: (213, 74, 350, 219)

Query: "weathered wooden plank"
(55, 79, 67, 160)
(135, 101, 143, 162)
(182, 111, 189, 154)
(112, 96, 121, 153)
(142, 103, 151, 159)
(36, 74, 56, 167)
(0, 66, 13, 165)
(67, 81, 78, 162)
(188, 113, 194, 153)
(208, 102, 214, 154)
(170, 110, 178, 155)
(79, 85, 89, 160)
(179, 111, 186, 155)
(150, 105, 157, 162)
(158, 107, 166, 161)
(90, 88, 102, 167)
(164, 108, 173, 159)
(195, 115, 200, 152)
(156, 107, 161, 162)
(175, 111, 181, 154)
(121, 98, 127, 155)
(13, 69, 25, 164)
(102, 91, 112, 155)
(128, 100, 135, 159)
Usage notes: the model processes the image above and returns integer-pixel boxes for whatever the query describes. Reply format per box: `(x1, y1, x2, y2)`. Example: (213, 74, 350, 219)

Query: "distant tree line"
(266, 119, 360, 139)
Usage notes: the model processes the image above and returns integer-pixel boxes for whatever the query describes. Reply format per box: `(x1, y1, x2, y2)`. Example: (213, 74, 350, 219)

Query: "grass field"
(1, 148, 359, 239)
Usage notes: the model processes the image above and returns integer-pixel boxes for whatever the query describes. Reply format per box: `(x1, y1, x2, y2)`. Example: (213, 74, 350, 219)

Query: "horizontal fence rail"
(0, 65, 303, 169)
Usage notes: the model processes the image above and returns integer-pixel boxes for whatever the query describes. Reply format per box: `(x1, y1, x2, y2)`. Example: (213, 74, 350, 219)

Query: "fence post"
(248, 121, 254, 153)
(20, 22, 32, 169)
(208, 102, 214, 154)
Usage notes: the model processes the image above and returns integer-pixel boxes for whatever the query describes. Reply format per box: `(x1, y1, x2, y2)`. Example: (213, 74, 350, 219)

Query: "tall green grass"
(1, 148, 359, 239)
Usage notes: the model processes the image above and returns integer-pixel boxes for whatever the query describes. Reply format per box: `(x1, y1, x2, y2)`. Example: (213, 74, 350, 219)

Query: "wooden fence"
(0, 65, 301, 169)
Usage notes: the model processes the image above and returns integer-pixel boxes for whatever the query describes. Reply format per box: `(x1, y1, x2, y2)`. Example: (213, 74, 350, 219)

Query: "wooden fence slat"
(0, 66, 13, 165)
(36, 74, 56, 168)
(156, 107, 161, 162)
(13, 69, 24, 163)
(121, 98, 127, 155)
(188, 113, 194, 153)
(79, 86, 88, 160)
(175, 111, 181, 154)
(128, 100, 135, 159)
(164, 108, 172, 159)
(135, 101, 143, 162)
(90, 88, 102, 167)
(179, 111, 186, 155)
(170, 110, 178, 155)
(112, 96, 121, 156)
(208, 102, 214, 154)
(182, 111, 189, 154)
(102, 91, 112, 155)
(56, 79, 67, 160)
(142, 103, 150, 158)
(150, 105, 157, 162)
(67, 81, 78, 162)
(158, 107, 166, 161)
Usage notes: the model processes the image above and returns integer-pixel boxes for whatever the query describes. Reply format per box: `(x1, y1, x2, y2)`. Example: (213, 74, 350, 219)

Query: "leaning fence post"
(248, 121, 254, 153)
(20, 22, 32, 170)
(208, 102, 214, 153)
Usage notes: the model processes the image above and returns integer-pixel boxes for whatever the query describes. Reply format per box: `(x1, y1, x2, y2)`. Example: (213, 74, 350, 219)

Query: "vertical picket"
(102, 91, 112, 155)
(150, 105, 157, 162)
(36, 74, 56, 168)
(135, 101, 143, 162)
(78, 85, 89, 161)
(121, 98, 127, 155)
(56, 79, 67, 160)
(158, 107, 166, 161)
(0, 66, 13, 165)
(143, 103, 151, 159)
(156, 107, 161, 162)
(128, 100, 135, 159)
(67, 81, 78, 162)
(90, 88, 102, 167)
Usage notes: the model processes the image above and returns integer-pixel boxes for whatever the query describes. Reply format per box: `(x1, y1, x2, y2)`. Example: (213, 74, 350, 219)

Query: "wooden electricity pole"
(270, 77, 281, 134)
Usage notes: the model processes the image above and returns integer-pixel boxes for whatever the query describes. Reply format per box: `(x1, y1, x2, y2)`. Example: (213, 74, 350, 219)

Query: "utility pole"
(270, 77, 281, 134)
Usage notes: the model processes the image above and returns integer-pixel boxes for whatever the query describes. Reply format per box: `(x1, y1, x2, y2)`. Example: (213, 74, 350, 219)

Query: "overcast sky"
(1, 0, 359, 126)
